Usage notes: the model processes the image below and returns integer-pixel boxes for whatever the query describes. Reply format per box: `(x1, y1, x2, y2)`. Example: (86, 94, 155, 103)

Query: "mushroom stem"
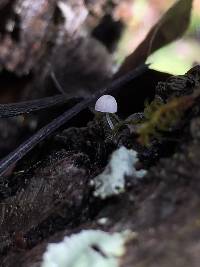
(106, 113, 114, 130)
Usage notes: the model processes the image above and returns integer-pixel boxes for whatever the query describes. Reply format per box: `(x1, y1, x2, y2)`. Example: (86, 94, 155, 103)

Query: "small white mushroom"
(95, 95, 118, 129)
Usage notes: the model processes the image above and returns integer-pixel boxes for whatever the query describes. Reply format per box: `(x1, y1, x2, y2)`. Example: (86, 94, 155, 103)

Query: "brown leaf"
(117, 0, 193, 75)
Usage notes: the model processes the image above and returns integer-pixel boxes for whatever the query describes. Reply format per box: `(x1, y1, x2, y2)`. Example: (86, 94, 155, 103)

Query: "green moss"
(137, 96, 194, 145)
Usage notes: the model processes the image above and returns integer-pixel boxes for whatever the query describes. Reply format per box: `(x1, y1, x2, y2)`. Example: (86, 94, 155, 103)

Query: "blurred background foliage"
(115, 0, 200, 74)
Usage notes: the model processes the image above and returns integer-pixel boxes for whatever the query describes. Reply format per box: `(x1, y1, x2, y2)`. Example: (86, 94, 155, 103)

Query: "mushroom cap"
(95, 95, 117, 113)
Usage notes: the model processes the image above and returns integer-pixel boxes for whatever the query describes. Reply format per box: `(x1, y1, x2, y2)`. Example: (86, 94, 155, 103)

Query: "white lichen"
(91, 146, 147, 199)
(41, 230, 133, 267)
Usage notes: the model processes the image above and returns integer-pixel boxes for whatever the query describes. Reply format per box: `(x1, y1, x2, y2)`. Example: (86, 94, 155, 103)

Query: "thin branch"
(0, 95, 72, 118)
(50, 71, 68, 96)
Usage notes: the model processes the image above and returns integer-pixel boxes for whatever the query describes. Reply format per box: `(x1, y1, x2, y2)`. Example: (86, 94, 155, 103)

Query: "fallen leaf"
(117, 0, 193, 75)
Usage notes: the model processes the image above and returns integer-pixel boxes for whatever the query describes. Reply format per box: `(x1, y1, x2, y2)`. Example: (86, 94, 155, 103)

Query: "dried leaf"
(117, 0, 193, 75)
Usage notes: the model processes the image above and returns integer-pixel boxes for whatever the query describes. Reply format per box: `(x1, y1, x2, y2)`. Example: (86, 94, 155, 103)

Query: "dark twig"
(0, 64, 148, 177)
(0, 95, 69, 118)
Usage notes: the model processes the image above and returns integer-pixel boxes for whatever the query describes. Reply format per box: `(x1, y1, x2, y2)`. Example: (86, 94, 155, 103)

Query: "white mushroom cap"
(95, 95, 117, 113)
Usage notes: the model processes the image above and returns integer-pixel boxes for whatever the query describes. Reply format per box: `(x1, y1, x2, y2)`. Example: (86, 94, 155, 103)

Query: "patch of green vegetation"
(147, 39, 200, 75)
(137, 96, 194, 145)
(187, 11, 200, 34)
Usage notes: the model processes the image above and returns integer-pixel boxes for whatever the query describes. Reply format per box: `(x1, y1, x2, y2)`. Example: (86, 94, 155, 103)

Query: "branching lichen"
(91, 146, 147, 199)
